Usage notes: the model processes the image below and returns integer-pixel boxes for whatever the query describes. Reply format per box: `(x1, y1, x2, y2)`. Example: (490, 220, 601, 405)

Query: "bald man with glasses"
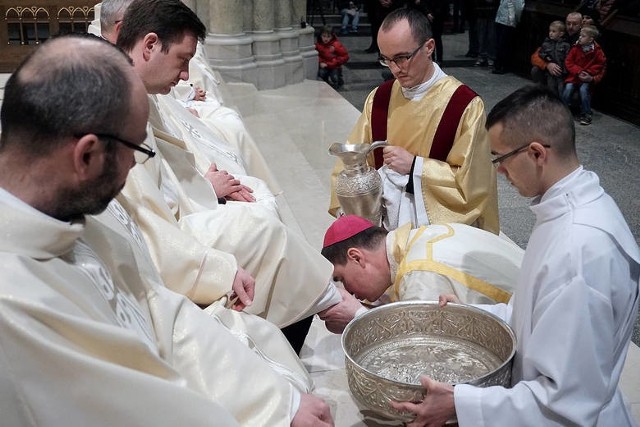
(329, 6, 499, 235)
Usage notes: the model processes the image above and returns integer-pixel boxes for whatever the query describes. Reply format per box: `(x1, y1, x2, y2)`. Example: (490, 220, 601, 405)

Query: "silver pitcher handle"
(367, 140, 388, 154)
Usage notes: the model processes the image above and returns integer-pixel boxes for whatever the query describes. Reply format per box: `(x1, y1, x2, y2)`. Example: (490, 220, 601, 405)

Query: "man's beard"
(52, 152, 123, 221)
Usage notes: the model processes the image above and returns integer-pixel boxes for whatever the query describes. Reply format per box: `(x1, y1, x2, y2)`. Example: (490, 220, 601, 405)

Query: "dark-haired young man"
(391, 86, 639, 426)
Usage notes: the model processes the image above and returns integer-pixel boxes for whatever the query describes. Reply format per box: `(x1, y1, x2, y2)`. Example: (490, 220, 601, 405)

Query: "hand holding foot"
(318, 288, 366, 334)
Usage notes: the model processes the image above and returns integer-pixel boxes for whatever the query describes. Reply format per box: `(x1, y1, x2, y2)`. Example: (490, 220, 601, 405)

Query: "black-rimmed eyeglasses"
(491, 142, 551, 167)
(99, 133, 156, 164)
(379, 42, 425, 68)
(77, 133, 156, 164)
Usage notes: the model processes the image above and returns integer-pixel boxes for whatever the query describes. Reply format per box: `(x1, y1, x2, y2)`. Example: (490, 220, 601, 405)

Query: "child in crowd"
(536, 20, 571, 95)
(315, 26, 350, 90)
(562, 25, 606, 125)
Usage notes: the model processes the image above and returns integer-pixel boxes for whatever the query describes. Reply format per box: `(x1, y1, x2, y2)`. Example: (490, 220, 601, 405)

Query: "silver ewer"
(329, 141, 388, 225)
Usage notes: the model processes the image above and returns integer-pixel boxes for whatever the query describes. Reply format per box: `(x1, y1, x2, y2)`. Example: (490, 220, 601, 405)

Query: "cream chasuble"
(330, 76, 499, 234)
(91, 201, 314, 420)
(170, 42, 280, 193)
(386, 223, 522, 304)
(0, 189, 245, 426)
(148, 95, 280, 214)
(118, 126, 335, 328)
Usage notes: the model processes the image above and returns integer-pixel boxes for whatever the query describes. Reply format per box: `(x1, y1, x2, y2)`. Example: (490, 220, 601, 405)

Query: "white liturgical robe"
(0, 190, 307, 426)
(454, 168, 640, 426)
(148, 95, 280, 215)
(118, 125, 339, 328)
(171, 42, 280, 191)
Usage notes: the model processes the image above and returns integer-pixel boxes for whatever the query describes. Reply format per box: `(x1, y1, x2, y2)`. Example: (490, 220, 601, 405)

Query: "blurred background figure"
(464, 0, 479, 57)
(492, 0, 524, 74)
(339, 1, 362, 34)
(364, 0, 402, 53)
(473, 0, 497, 68)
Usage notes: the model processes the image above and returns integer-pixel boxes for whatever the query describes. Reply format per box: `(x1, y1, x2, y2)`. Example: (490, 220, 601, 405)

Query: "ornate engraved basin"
(341, 301, 516, 422)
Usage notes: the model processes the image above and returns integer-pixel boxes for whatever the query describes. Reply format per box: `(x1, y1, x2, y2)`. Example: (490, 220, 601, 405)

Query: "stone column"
(201, 0, 312, 89)
(293, 0, 318, 80)
(251, 0, 286, 89)
(202, 0, 257, 86)
(243, 0, 253, 32)
(275, 0, 304, 85)
(291, 0, 306, 28)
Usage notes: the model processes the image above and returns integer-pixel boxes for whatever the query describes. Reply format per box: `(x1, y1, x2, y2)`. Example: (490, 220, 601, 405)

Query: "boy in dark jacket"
(536, 20, 571, 95)
(315, 26, 350, 89)
(561, 25, 606, 125)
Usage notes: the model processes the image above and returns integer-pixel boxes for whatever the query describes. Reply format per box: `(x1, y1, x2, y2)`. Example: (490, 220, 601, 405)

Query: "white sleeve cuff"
(454, 383, 485, 426)
(308, 281, 343, 314)
(413, 156, 429, 226)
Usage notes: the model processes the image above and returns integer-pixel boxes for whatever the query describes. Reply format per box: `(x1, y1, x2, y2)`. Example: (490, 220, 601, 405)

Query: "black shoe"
(580, 114, 592, 125)
(364, 46, 378, 53)
(281, 315, 313, 355)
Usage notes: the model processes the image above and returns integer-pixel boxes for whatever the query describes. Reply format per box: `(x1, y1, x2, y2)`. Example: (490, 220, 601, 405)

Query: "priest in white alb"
(112, 0, 347, 349)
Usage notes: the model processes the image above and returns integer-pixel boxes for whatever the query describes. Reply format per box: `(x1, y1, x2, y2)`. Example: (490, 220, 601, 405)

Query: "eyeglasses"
(97, 133, 156, 164)
(379, 42, 425, 68)
(491, 142, 550, 167)
(76, 133, 156, 164)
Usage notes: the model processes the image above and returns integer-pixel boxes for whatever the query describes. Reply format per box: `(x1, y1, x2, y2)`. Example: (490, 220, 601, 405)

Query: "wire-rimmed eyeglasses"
(491, 142, 551, 167)
(379, 42, 425, 68)
(76, 133, 156, 164)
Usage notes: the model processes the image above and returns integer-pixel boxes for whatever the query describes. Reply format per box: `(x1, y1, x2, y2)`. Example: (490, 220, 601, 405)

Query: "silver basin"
(341, 301, 516, 421)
